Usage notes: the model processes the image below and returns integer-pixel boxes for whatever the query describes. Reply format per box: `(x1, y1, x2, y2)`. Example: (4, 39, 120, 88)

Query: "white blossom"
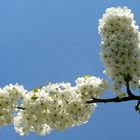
(99, 7, 140, 93)
(13, 76, 107, 135)
(0, 84, 26, 127)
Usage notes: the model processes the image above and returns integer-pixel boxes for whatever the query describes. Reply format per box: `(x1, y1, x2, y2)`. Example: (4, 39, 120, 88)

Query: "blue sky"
(0, 0, 140, 140)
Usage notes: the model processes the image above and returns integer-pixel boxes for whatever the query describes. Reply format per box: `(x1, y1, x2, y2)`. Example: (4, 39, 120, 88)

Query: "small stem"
(135, 100, 140, 111)
(124, 74, 134, 97)
(125, 81, 134, 97)
(16, 106, 25, 110)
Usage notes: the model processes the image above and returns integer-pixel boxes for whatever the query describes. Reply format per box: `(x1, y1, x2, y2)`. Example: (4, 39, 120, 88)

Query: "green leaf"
(32, 88, 38, 93)
(46, 80, 50, 85)
(84, 74, 91, 79)
(118, 92, 127, 98)
(31, 94, 38, 100)
(39, 84, 43, 89)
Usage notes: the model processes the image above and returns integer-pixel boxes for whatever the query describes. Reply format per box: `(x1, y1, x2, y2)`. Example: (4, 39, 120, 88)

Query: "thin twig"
(125, 79, 134, 97)
(135, 100, 140, 111)
(16, 106, 25, 110)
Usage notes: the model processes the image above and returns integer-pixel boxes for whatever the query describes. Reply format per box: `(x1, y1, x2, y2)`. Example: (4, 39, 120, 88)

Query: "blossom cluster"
(99, 7, 140, 93)
(13, 76, 108, 135)
(0, 84, 26, 127)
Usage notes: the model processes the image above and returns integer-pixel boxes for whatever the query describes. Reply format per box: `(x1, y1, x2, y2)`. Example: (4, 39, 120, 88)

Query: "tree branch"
(86, 95, 140, 104)
(87, 74, 140, 107)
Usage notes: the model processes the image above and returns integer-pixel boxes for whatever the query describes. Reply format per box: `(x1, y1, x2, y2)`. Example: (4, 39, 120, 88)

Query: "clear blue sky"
(0, 0, 140, 140)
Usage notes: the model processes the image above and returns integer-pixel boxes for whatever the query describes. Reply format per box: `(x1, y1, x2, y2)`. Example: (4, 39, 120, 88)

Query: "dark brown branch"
(87, 84, 140, 105)
(87, 74, 140, 106)
(86, 95, 140, 104)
